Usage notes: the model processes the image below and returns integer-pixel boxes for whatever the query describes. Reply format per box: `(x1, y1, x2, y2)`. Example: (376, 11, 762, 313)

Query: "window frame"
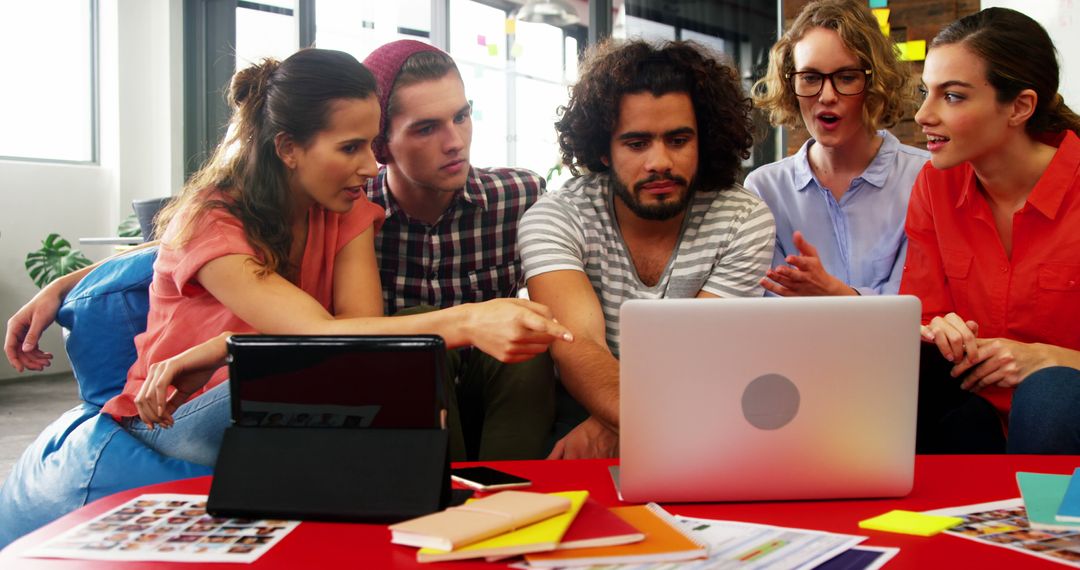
(181, 0, 606, 178)
(0, 0, 100, 165)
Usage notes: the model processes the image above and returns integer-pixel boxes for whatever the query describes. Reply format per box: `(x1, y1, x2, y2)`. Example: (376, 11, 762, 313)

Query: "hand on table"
(547, 416, 618, 460)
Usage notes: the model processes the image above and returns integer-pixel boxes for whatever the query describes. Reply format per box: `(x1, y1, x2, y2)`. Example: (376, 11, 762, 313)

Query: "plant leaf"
(117, 213, 141, 238)
(25, 232, 93, 288)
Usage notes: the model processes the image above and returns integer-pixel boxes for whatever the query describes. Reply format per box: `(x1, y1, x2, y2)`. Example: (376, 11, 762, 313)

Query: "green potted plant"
(117, 213, 141, 238)
(24, 234, 93, 289)
(24, 215, 143, 289)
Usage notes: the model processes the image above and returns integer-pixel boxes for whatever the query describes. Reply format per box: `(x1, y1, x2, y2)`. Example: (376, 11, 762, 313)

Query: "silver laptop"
(616, 296, 920, 503)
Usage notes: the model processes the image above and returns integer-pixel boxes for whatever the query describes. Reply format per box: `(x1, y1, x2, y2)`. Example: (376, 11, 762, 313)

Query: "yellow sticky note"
(880, 23, 890, 36)
(488, 43, 499, 56)
(896, 40, 927, 61)
(872, 8, 890, 26)
(858, 510, 963, 537)
(505, 18, 516, 35)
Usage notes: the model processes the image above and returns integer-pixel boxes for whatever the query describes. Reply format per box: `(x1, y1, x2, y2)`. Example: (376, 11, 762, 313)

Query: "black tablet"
(225, 335, 447, 430)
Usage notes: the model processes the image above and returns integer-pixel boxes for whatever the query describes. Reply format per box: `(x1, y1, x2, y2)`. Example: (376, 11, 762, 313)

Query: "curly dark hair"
(555, 39, 754, 191)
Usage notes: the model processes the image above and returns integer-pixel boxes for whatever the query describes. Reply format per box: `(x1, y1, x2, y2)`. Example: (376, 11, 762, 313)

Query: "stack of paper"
(389, 492, 883, 567)
(389, 490, 654, 563)
(415, 491, 587, 563)
(552, 497, 645, 550)
(523, 503, 708, 567)
(1016, 469, 1080, 531)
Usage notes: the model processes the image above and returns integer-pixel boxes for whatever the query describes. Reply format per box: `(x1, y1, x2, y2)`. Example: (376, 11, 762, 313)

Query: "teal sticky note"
(1016, 472, 1080, 531)
(1056, 467, 1080, 522)
(869, 0, 887, 8)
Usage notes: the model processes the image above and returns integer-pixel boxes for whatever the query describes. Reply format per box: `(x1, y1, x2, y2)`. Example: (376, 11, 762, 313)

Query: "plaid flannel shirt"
(366, 166, 545, 314)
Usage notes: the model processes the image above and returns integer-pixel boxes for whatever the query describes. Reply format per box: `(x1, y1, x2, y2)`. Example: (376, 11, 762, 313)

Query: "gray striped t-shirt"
(519, 173, 775, 357)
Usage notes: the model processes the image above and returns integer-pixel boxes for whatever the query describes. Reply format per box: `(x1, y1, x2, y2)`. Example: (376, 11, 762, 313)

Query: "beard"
(611, 172, 695, 221)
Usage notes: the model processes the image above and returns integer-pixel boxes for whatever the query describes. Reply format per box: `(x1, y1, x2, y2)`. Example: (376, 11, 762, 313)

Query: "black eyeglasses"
(785, 69, 873, 97)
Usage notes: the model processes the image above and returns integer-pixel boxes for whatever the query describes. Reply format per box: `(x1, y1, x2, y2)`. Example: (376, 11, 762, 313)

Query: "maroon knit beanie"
(363, 39, 447, 164)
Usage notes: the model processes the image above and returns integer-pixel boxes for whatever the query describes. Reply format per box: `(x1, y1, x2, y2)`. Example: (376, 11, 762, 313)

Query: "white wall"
(0, 0, 183, 381)
(981, 1, 1080, 107)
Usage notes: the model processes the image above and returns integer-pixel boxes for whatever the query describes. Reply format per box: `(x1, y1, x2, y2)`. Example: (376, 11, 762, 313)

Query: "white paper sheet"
(25, 494, 300, 563)
(514, 506, 868, 570)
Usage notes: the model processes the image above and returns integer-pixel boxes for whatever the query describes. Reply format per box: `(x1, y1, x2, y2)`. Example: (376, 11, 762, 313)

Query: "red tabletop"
(3, 455, 1078, 569)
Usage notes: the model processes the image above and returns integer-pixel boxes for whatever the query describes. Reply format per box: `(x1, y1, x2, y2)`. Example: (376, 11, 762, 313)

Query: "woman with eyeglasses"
(900, 8, 1080, 453)
(746, 0, 927, 296)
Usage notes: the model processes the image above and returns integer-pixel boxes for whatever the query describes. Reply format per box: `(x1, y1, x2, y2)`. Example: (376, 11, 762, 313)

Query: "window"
(448, 0, 581, 183)
(613, 0, 779, 170)
(235, 0, 299, 68)
(315, 0, 432, 66)
(184, 0, 587, 181)
(0, 0, 96, 163)
(450, 0, 509, 171)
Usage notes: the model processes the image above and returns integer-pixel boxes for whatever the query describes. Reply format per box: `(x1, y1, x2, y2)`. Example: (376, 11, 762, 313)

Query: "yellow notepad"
(858, 510, 963, 537)
(416, 491, 588, 563)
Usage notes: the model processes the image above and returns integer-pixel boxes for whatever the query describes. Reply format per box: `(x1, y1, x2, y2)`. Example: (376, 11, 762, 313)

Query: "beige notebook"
(389, 491, 571, 551)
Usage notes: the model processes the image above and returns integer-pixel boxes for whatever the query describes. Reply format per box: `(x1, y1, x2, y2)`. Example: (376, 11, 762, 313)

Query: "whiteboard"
(980, 1, 1080, 109)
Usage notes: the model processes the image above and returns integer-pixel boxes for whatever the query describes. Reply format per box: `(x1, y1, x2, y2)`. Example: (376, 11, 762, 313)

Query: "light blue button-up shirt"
(744, 130, 928, 295)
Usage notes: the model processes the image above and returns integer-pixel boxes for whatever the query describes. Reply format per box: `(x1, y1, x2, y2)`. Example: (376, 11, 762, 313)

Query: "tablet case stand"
(207, 426, 453, 522)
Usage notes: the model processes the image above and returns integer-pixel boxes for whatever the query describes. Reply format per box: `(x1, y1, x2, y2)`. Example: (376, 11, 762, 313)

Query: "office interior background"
(0, 0, 1072, 381)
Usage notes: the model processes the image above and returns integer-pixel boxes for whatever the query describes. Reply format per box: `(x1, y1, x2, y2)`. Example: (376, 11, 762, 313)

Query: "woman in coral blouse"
(901, 8, 1080, 453)
(5, 48, 571, 466)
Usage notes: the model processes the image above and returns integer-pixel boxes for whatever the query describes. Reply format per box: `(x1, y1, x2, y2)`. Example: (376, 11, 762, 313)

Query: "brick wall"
(780, 0, 979, 156)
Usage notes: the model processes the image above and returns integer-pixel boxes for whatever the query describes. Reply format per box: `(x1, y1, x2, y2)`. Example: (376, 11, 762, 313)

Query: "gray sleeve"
(518, 197, 588, 280)
(703, 198, 776, 297)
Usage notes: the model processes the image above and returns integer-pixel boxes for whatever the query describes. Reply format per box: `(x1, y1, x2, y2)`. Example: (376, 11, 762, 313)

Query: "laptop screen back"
(618, 296, 920, 502)
(226, 335, 445, 429)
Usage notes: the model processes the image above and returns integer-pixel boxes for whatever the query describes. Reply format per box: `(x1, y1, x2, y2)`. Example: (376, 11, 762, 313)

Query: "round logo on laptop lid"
(741, 373, 800, 430)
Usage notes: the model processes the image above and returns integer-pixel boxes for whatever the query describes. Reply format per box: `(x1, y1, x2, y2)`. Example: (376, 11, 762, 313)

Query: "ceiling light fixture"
(516, 0, 580, 27)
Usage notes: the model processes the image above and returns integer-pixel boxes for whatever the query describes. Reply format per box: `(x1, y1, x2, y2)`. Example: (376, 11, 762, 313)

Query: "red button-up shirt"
(900, 130, 1080, 416)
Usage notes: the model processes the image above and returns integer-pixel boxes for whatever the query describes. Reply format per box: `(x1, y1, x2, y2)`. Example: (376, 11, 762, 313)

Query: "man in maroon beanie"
(362, 40, 555, 462)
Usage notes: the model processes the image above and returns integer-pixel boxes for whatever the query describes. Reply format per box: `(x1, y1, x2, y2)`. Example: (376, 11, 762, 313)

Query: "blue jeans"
(1008, 367, 1080, 454)
(121, 381, 232, 466)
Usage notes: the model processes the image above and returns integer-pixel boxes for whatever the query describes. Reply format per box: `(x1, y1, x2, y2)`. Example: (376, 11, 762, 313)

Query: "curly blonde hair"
(752, 0, 916, 131)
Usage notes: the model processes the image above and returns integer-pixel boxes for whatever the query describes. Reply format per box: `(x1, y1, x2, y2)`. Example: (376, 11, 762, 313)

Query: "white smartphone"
(450, 467, 532, 491)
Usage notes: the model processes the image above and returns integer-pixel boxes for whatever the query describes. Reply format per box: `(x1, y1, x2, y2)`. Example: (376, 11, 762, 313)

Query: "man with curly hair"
(518, 39, 776, 459)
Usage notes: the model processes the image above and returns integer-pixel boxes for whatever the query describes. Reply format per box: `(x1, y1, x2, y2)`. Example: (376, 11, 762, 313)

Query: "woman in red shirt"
(901, 8, 1080, 453)
(4, 49, 571, 466)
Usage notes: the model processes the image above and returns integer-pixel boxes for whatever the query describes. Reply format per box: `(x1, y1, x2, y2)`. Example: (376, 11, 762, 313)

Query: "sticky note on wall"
(869, 0, 887, 7)
(897, 40, 927, 61)
(872, 8, 890, 35)
(872, 8, 890, 26)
